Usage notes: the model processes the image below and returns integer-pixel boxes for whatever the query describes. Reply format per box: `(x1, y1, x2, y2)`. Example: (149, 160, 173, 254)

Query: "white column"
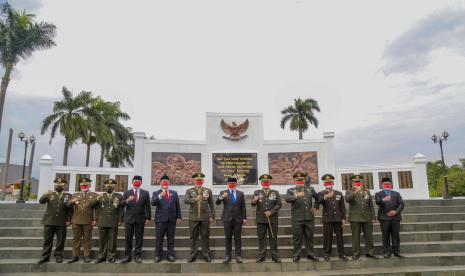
(323, 132, 336, 189)
(38, 155, 54, 202)
(133, 132, 146, 177)
(413, 153, 429, 199)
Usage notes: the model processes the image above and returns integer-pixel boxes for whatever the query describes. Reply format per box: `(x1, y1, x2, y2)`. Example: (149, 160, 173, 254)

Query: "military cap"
(79, 177, 92, 184)
(104, 178, 117, 185)
(293, 171, 307, 180)
(192, 172, 205, 179)
(350, 174, 364, 181)
(227, 177, 237, 183)
(321, 174, 335, 183)
(381, 177, 392, 183)
(132, 175, 142, 182)
(160, 174, 170, 181)
(259, 174, 272, 181)
(54, 177, 67, 185)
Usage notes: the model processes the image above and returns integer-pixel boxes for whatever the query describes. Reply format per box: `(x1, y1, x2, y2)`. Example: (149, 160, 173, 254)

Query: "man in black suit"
(120, 175, 152, 264)
(375, 177, 405, 258)
(216, 177, 247, 264)
(151, 175, 182, 263)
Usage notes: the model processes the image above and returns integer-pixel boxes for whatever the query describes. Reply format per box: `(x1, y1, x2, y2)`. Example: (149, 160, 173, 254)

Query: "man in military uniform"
(95, 179, 124, 263)
(67, 177, 98, 263)
(251, 174, 282, 263)
(318, 174, 348, 261)
(37, 177, 72, 264)
(285, 171, 319, 262)
(345, 174, 378, 260)
(184, 172, 215, 263)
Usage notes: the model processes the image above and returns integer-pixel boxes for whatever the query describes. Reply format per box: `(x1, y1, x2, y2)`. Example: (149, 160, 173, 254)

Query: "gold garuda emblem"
(220, 119, 249, 141)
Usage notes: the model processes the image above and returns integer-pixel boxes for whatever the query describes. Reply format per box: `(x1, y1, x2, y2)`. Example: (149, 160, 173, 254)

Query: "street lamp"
(16, 132, 35, 203)
(432, 131, 451, 199)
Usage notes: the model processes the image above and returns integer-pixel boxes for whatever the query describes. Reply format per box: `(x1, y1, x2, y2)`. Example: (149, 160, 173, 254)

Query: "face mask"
(161, 181, 169, 190)
(80, 185, 89, 192)
(324, 183, 334, 190)
(194, 179, 204, 187)
(55, 186, 64, 192)
(353, 182, 362, 188)
(133, 180, 141, 189)
(383, 183, 392, 190)
(295, 180, 305, 186)
(106, 187, 114, 193)
(261, 181, 270, 189)
(227, 183, 237, 189)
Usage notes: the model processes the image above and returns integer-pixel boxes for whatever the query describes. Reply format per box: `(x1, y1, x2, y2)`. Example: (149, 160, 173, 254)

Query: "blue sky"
(0, 0, 464, 177)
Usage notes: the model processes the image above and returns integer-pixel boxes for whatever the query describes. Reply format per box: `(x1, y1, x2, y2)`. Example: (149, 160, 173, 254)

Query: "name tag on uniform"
(270, 193, 276, 200)
(336, 195, 341, 200)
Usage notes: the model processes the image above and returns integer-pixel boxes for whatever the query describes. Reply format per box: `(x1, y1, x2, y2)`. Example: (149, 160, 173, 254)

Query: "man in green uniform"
(285, 171, 319, 262)
(184, 173, 215, 263)
(67, 177, 98, 263)
(95, 179, 124, 263)
(37, 177, 72, 264)
(345, 174, 378, 260)
(251, 174, 282, 263)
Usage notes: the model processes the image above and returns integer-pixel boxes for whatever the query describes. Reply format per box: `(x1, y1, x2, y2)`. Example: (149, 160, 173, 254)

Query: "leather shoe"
(167, 255, 175, 262)
(223, 256, 231, 263)
(292, 256, 300, 262)
(352, 255, 360, 260)
(307, 255, 319, 261)
(135, 257, 142, 263)
(154, 256, 161, 263)
(83, 257, 91, 263)
(384, 253, 391, 258)
(323, 255, 330, 261)
(394, 253, 404, 258)
(187, 256, 196, 263)
(272, 258, 281, 263)
(236, 256, 243, 263)
(108, 258, 116, 263)
(204, 256, 212, 262)
(95, 258, 106, 264)
(119, 257, 131, 264)
(256, 257, 265, 263)
(339, 255, 348, 261)
(37, 258, 49, 264)
(67, 257, 79, 263)
(365, 254, 379, 259)
(55, 257, 63, 263)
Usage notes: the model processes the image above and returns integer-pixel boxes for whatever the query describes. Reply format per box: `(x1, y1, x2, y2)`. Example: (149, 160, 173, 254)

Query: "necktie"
(165, 190, 170, 206)
(134, 189, 138, 203)
(231, 190, 236, 205)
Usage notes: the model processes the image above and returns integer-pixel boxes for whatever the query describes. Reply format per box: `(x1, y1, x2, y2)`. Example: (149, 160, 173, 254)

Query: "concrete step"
(2, 230, 465, 248)
(2, 221, 465, 237)
(2, 252, 465, 273)
(1, 240, 464, 259)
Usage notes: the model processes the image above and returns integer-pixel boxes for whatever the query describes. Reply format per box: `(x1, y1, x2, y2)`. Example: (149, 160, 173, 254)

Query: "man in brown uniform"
(67, 177, 98, 263)
(318, 174, 348, 261)
(95, 179, 124, 263)
(184, 173, 215, 263)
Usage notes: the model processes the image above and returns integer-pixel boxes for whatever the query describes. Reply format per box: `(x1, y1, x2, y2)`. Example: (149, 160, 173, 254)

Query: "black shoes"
(352, 255, 360, 260)
(223, 255, 231, 263)
(95, 258, 106, 264)
(272, 258, 281, 263)
(108, 258, 116, 263)
(292, 256, 300, 262)
(323, 255, 330, 261)
(256, 257, 265, 263)
(339, 255, 348, 261)
(167, 255, 175, 262)
(394, 253, 404, 258)
(55, 257, 63, 263)
(37, 258, 49, 264)
(120, 256, 131, 264)
(135, 256, 142, 263)
(365, 254, 379, 259)
(204, 256, 212, 262)
(154, 256, 162, 263)
(83, 257, 91, 263)
(67, 257, 79, 263)
(384, 253, 391, 258)
(187, 256, 196, 263)
(236, 256, 243, 263)
(307, 255, 319, 261)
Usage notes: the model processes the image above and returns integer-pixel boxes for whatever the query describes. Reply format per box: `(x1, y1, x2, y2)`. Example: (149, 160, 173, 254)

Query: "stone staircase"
(1, 197, 465, 275)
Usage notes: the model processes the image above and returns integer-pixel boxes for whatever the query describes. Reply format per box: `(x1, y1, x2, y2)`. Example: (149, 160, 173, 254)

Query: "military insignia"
(336, 195, 341, 200)
(191, 190, 196, 197)
(113, 198, 119, 208)
(221, 119, 249, 141)
(270, 192, 276, 200)
(64, 195, 68, 203)
(202, 190, 209, 199)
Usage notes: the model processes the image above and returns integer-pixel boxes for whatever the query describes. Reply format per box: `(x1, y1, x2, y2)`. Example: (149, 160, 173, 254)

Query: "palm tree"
(0, 2, 56, 138)
(280, 98, 321, 140)
(41, 87, 92, 165)
(105, 130, 134, 168)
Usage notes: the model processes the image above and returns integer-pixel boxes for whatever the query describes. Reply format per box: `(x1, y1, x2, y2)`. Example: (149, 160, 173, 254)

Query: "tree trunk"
(1, 128, 13, 200)
(63, 139, 69, 166)
(85, 143, 91, 167)
(99, 146, 104, 167)
(0, 63, 13, 139)
(299, 128, 303, 140)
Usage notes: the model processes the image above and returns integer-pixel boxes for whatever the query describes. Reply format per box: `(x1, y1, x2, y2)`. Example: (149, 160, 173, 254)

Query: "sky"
(0, 0, 464, 177)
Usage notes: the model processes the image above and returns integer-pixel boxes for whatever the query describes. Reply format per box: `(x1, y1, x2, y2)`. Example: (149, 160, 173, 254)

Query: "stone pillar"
(413, 153, 429, 199)
(133, 132, 146, 177)
(38, 155, 54, 202)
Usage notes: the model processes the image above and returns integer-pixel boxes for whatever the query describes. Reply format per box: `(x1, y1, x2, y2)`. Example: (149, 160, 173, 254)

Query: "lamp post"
(16, 131, 35, 203)
(432, 131, 451, 199)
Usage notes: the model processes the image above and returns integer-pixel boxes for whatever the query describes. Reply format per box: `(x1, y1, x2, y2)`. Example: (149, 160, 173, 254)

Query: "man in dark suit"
(216, 177, 247, 263)
(120, 175, 152, 264)
(151, 175, 182, 262)
(317, 174, 348, 261)
(375, 177, 405, 258)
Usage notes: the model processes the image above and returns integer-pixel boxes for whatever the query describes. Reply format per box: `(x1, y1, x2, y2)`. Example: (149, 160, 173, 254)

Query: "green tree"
(280, 98, 320, 140)
(0, 2, 56, 138)
(105, 130, 134, 168)
(426, 160, 447, 197)
(41, 87, 92, 165)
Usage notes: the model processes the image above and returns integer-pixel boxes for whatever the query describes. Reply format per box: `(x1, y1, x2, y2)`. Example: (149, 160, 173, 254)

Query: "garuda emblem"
(220, 119, 249, 141)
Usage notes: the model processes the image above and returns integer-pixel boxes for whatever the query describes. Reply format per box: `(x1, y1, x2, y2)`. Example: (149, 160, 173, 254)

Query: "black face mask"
(106, 187, 114, 193)
(55, 186, 64, 192)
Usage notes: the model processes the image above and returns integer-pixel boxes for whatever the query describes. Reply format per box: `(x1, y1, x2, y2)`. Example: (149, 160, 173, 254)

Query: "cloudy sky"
(0, 0, 465, 177)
